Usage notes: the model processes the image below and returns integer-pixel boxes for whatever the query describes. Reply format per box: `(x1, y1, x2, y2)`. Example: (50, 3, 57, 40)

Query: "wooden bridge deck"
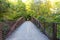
(6, 21, 49, 40)
(0, 17, 59, 40)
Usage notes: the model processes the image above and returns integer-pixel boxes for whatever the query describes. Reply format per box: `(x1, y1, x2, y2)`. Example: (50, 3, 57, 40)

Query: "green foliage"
(1, 0, 26, 20)
(57, 24, 60, 38)
(0, 0, 60, 38)
(0, 0, 9, 18)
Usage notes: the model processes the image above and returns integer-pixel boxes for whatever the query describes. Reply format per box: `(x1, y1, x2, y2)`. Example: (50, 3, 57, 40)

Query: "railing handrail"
(30, 17, 50, 37)
(7, 17, 25, 37)
(30, 17, 43, 30)
(30, 17, 58, 40)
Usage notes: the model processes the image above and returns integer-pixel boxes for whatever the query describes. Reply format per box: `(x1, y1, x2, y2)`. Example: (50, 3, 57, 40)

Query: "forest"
(0, 0, 60, 39)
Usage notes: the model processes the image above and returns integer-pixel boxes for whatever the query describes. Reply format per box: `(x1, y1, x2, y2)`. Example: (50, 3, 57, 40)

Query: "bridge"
(0, 17, 59, 40)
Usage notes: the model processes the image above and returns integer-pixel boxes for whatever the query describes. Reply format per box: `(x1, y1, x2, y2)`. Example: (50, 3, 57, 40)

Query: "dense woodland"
(0, 0, 60, 39)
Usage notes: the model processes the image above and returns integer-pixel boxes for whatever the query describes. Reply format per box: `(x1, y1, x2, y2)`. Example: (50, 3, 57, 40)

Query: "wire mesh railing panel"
(41, 22, 53, 39)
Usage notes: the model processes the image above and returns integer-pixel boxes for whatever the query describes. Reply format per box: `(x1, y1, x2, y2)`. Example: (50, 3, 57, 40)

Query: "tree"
(0, 0, 9, 17)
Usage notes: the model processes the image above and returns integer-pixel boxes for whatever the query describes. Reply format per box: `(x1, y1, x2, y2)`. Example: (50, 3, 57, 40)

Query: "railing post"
(52, 23, 57, 40)
(43, 22, 46, 34)
(0, 23, 2, 40)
